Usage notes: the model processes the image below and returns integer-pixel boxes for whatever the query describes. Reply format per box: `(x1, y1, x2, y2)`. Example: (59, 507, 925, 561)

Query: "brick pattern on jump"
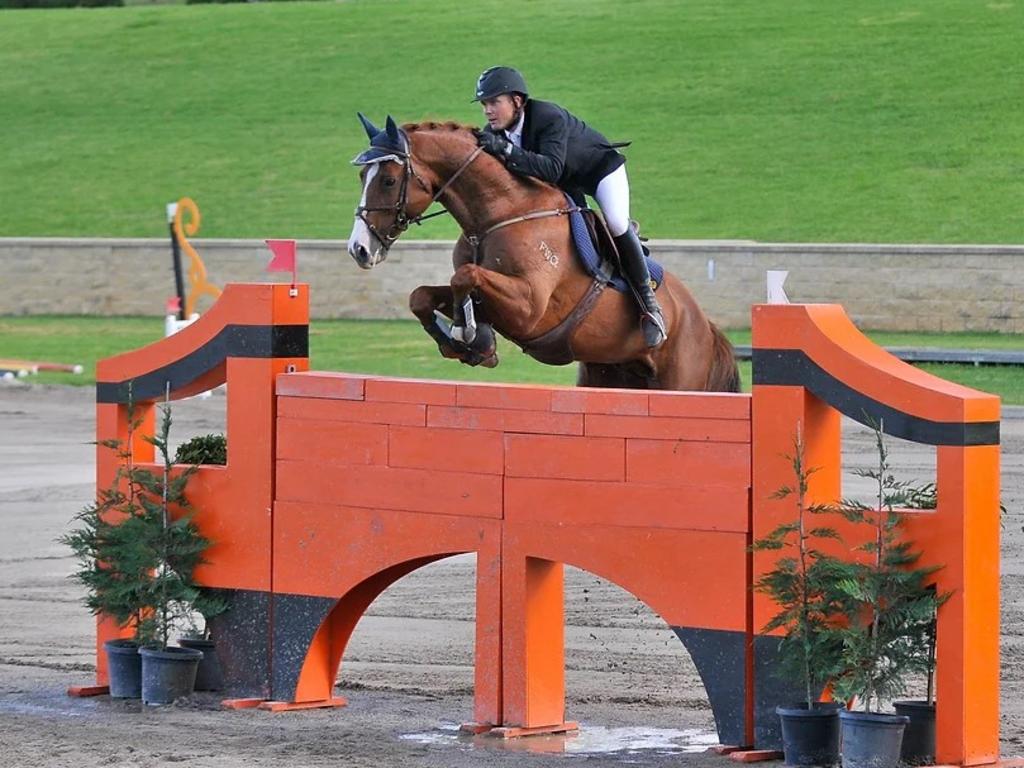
(274, 372, 752, 530)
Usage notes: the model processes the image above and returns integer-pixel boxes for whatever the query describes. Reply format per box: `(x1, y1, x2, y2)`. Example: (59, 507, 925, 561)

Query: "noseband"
(355, 135, 484, 249)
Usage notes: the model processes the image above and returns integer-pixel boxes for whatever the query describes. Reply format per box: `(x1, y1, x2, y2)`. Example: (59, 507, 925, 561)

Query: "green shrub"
(753, 431, 845, 708)
(174, 433, 226, 466)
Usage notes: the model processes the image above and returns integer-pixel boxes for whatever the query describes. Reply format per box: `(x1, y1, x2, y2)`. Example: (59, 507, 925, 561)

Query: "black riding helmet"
(473, 66, 529, 102)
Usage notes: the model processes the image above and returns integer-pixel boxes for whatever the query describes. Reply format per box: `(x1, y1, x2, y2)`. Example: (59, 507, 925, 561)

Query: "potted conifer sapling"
(61, 400, 153, 698)
(132, 403, 215, 704)
(753, 432, 845, 766)
(891, 482, 939, 766)
(893, 604, 938, 766)
(830, 425, 948, 768)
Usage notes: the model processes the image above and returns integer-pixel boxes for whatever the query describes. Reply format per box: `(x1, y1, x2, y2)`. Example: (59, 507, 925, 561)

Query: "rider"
(473, 66, 667, 348)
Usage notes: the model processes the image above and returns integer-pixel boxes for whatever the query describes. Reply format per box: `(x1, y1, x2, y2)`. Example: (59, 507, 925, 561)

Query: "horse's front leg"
(409, 284, 498, 367)
(450, 263, 541, 343)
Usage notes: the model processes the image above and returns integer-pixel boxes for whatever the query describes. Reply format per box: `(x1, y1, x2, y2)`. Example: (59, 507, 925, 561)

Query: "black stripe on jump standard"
(206, 588, 272, 699)
(271, 593, 338, 702)
(96, 324, 308, 404)
(735, 344, 1024, 366)
(752, 349, 1000, 447)
(672, 626, 748, 748)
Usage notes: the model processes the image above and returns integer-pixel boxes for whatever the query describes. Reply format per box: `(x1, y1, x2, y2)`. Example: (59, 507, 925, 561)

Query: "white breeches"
(594, 164, 631, 237)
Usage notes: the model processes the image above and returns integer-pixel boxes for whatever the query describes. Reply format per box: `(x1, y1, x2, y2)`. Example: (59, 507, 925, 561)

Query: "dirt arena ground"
(1, 383, 1021, 767)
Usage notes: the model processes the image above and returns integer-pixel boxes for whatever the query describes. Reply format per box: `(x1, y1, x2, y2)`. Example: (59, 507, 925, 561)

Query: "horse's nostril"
(351, 242, 374, 269)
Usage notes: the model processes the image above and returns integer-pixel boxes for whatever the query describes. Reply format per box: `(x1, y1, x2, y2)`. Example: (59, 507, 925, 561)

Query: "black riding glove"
(477, 131, 511, 160)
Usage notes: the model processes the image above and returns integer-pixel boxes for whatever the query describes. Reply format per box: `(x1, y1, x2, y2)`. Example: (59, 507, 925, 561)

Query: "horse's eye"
(382, 176, 397, 188)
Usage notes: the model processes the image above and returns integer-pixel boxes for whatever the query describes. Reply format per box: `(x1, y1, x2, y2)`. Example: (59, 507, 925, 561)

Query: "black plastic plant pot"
(104, 639, 142, 699)
(776, 702, 843, 766)
(177, 638, 223, 692)
(839, 710, 910, 768)
(893, 700, 936, 765)
(140, 646, 203, 705)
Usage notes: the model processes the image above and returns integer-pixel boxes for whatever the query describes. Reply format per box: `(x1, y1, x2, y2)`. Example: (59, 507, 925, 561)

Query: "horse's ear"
(385, 115, 401, 144)
(358, 112, 380, 140)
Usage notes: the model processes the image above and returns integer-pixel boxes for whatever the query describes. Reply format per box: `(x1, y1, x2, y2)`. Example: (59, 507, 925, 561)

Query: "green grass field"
(3, 316, 1022, 404)
(1, 1, 1022, 243)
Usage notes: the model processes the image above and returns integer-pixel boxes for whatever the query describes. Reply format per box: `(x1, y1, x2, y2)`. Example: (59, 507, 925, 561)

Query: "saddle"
(564, 194, 664, 293)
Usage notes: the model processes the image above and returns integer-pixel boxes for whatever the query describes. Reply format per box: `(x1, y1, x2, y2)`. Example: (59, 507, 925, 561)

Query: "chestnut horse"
(347, 115, 739, 392)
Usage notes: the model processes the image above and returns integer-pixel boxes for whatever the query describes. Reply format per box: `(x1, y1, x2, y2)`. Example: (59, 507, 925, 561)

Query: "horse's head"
(347, 114, 435, 269)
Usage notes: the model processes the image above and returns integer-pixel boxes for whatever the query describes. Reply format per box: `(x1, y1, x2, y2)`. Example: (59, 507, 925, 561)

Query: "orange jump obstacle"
(89, 283, 1001, 764)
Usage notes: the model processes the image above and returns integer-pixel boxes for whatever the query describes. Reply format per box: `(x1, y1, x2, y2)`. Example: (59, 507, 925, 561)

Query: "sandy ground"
(0, 383, 1021, 768)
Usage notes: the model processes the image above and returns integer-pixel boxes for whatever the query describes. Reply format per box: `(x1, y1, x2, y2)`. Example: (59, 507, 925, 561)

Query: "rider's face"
(481, 95, 521, 131)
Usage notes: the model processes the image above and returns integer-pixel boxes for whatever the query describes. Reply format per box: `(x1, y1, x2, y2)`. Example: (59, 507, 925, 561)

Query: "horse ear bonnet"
(352, 113, 408, 166)
(358, 112, 380, 141)
(385, 115, 401, 144)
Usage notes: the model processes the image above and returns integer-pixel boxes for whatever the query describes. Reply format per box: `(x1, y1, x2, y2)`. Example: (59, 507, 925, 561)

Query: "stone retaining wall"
(2, 237, 1021, 332)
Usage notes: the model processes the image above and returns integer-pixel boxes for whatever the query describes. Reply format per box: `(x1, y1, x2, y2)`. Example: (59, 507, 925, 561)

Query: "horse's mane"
(402, 120, 477, 136)
(402, 120, 553, 195)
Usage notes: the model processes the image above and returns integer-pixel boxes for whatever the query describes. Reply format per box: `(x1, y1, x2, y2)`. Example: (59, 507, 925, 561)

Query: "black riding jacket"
(484, 99, 626, 197)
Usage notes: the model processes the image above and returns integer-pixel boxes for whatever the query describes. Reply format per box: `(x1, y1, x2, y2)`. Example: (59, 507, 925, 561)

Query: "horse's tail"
(705, 322, 741, 393)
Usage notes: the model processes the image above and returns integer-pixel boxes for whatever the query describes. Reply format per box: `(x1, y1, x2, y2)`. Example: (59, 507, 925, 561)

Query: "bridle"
(354, 131, 484, 250)
(354, 129, 580, 263)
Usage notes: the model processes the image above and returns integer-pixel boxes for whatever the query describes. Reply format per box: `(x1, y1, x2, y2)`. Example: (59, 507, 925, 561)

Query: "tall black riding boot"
(613, 228, 667, 348)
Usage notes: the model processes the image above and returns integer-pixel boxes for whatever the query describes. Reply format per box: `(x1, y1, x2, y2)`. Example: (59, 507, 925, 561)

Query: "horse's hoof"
(437, 343, 463, 360)
(457, 348, 498, 367)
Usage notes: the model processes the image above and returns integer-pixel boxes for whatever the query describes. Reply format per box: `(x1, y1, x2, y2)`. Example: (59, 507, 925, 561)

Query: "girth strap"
(516, 277, 608, 366)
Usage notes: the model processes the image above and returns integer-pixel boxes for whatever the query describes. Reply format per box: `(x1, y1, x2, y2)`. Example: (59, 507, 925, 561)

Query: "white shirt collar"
(504, 110, 526, 147)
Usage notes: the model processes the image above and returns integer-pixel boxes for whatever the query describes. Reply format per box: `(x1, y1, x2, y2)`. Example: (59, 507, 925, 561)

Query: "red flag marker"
(265, 239, 297, 287)
(166, 296, 182, 314)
